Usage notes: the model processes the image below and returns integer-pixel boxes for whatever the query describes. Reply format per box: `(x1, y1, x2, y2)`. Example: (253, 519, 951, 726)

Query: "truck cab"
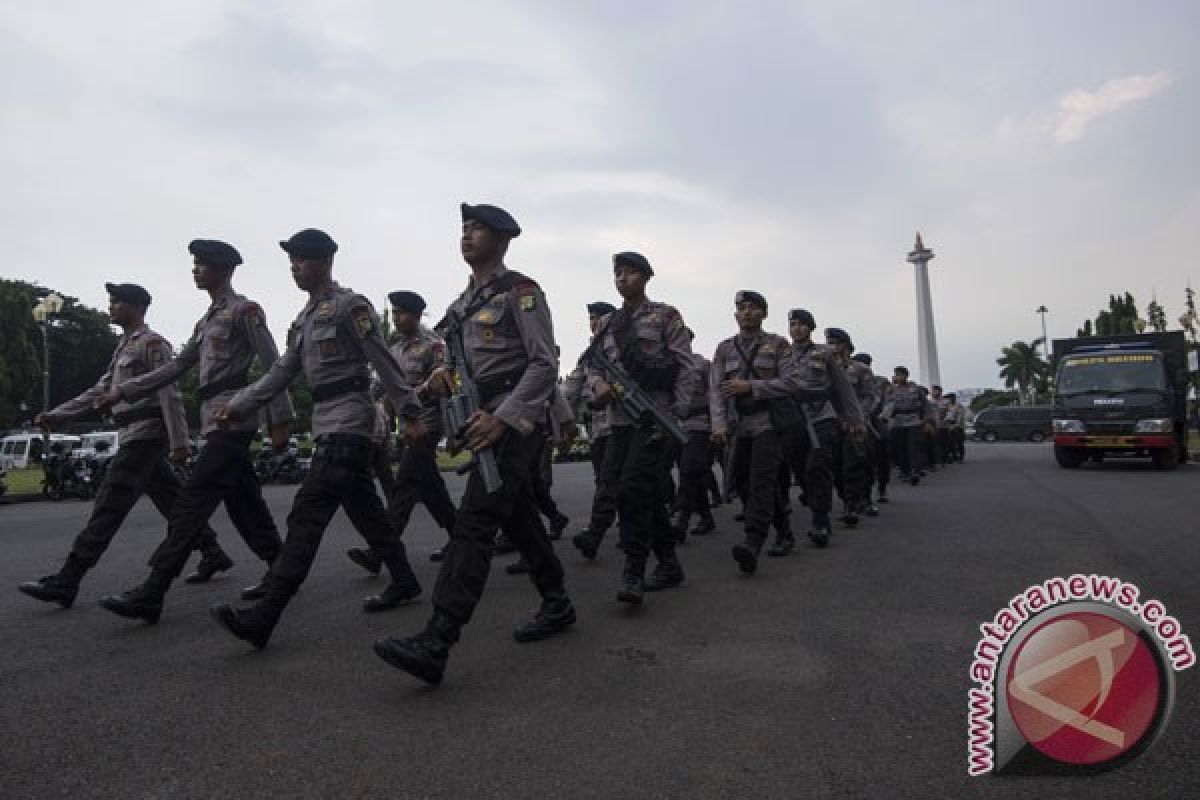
(1051, 333, 1190, 469)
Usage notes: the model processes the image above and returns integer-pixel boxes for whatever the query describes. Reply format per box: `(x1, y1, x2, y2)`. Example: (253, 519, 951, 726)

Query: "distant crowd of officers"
(18, 203, 969, 687)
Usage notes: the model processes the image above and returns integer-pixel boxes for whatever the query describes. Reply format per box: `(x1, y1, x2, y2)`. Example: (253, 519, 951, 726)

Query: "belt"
(311, 375, 370, 403)
(113, 406, 163, 427)
(586, 400, 607, 411)
(685, 403, 709, 418)
(475, 369, 525, 406)
(734, 397, 770, 415)
(314, 433, 373, 463)
(197, 373, 249, 402)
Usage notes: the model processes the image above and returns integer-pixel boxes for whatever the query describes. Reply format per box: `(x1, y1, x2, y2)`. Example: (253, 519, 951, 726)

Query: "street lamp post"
(32, 292, 64, 413)
(1035, 305, 1049, 405)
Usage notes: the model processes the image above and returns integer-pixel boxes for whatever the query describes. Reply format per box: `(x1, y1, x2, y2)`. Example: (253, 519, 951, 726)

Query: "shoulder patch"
(665, 308, 684, 332)
(519, 294, 537, 312)
(351, 307, 375, 338)
(241, 302, 265, 327)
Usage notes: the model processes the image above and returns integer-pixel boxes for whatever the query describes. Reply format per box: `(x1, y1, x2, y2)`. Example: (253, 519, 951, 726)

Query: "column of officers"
(18, 202, 969, 688)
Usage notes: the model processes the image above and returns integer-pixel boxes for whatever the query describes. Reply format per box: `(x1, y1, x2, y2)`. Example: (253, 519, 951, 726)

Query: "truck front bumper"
(1054, 434, 1175, 449)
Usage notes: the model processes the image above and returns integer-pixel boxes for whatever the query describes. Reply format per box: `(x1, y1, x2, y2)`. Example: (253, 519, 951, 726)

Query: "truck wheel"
(1029, 431, 1046, 443)
(982, 431, 998, 443)
(1151, 446, 1180, 470)
(1054, 445, 1084, 469)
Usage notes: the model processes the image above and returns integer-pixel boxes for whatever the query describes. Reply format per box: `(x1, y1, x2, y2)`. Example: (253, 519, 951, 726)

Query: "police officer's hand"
(213, 405, 240, 430)
(93, 388, 122, 411)
(465, 410, 507, 451)
(169, 447, 190, 464)
(422, 368, 454, 399)
(558, 421, 578, 446)
(269, 423, 290, 451)
(593, 379, 614, 404)
(34, 412, 53, 431)
(712, 430, 728, 448)
(720, 379, 752, 397)
(403, 419, 428, 445)
(924, 422, 936, 436)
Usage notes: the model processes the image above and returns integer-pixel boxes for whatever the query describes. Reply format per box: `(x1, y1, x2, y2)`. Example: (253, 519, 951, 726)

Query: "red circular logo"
(1005, 611, 1161, 765)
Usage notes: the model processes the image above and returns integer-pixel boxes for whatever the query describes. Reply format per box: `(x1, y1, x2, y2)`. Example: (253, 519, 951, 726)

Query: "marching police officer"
(854, 352, 892, 506)
(711, 291, 813, 573)
(346, 290, 458, 572)
(580, 252, 694, 604)
(207, 228, 424, 649)
(783, 309, 864, 546)
(374, 203, 576, 686)
(883, 366, 932, 485)
(943, 392, 967, 462)
(95, 240, 295, 624)
(565, 302, 618, 558)
(672, 327, 716, 539)
(19, 283, 230, 608)
(824, 327, 875, 526)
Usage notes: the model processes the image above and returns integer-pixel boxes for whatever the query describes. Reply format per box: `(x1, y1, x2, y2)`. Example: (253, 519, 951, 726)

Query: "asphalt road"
(2, 443, 1197, 799)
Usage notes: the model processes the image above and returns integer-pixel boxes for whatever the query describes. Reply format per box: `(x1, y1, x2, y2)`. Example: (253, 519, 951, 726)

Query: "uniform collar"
(124, 324, 149, 342)
(466, 265, 509, 291)
(304, 282, 341, 313)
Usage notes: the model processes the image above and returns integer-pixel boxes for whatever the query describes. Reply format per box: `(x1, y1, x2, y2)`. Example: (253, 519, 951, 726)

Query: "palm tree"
(996, 338, 1049, 404)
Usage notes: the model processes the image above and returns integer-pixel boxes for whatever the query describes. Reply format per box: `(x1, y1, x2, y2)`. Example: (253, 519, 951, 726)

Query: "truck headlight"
(1053, 419, 1085, 433)
(1135, 418, 1173, 433)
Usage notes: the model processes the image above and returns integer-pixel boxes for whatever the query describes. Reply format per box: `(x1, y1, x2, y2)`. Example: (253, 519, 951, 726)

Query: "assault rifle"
(582, 338, 687, 445)
(440, 310, 502, 493)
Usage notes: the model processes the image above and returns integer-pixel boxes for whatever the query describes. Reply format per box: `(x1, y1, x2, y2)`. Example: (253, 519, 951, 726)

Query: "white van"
(77, 431, 120, 460)
(0, 433, 82, 470)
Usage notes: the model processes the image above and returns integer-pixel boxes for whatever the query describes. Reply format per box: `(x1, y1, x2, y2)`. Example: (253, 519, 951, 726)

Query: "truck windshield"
(1057, 352, 1166, 395)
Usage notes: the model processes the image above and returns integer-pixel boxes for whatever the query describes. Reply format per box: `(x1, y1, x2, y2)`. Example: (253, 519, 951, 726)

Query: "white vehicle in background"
(0, 433, 81, 470)
(76, 431, 119, 461)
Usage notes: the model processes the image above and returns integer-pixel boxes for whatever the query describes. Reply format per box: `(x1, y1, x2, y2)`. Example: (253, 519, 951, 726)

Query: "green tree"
(1146, 296, 1168, 333)
(996, 338, 1048, 404)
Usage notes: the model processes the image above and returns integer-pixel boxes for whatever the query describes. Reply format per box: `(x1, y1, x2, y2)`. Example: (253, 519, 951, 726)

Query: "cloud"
(1053, 71, 1173, 144)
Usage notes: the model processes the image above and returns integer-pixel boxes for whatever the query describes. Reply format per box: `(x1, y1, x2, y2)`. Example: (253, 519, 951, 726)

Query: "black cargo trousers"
(69, 438, 222, 569)
(675, 430, 714, 520)
(600, 424, 676, 577)
(783, 419, 839, 518)
(586, 433, 616, 535)
(149, 430, 282, 577)
(264, 434, 417, 596)
(387, 434, 457, 536)
(431, 428, 564, 624)
(729, 429, 787, 543)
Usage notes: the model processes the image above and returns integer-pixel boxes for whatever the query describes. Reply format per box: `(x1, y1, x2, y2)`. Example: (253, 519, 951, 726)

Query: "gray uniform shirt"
(228, 283, 414, 438)
(682, 352, 712, 434)
(844, 360, 880, 421)
(116, 290, 294, 435)
(562, 362, 610, 440)
(790, 339, 864, 427)
(711, 331, 801, 438)
(440, 266, 558, 436)
(587, 298, 695, 429)
(49, 325, 189, 450)
(885, 382, 928, 428)
(389, 328, 446, 437)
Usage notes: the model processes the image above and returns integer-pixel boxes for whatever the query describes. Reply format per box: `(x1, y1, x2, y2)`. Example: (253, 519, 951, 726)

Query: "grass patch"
(5, 467, 45, 496)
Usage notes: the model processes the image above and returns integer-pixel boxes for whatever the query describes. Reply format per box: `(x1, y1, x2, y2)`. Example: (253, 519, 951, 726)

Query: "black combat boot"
(429, 542, 448, 562)
(99, 570, 172, 624)
(731, 535, 763, 574)
(766, 525, 796, 557)
(572, 529, 600, 561)
(513, 589, 576, 642)
(364, 551, 423, 612)
(669, 510, 690, 543)
(617, 559, 645, 605)
(347, 547, 383, 575)
(374, 611, 460, 686)
(19, 555, 88, 608)
(808, 513, 833, 548)
(184, 546, 234, 584)
(548, 513, 570, 541)
(505, 557, 531, 575)
(644, 551, 685, 592)
(240, 570, 270, 601)
(210, 592, 289, 649)
(689, 514, 716, 536)
(840, 505, 860, 527)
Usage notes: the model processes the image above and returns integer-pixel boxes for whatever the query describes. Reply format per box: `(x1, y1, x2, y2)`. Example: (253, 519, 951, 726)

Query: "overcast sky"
(3, 1, 1197, 389)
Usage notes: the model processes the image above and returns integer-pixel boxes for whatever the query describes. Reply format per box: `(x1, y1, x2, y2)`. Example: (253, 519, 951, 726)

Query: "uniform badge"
(217, 310, 234, 322)
(354, 311, 374, 338)
(476, 308, 498, 324)
(519, 294, 537, 312)
(317, 301, 334, 320)
(148, 344, 166, 366)
(320, 340, 340, 357)
(481, 328, 497, 343)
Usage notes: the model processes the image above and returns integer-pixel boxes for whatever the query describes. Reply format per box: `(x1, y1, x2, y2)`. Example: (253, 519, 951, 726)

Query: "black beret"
(735, 290, 767, 311)
(894, 365, 910, 376)
(388, 290, 426, 314)
(852, 352, 873, 365)
(788, 308, 816, 328)
(279, 228, 338, 259)
(188, 239, 242, 270)
(587, 301, 616, 316)
(824, 327, 853, 350)
(105, 282, 152, 308)
(461, 203, 521, 237)
(613, 251, 653, 277)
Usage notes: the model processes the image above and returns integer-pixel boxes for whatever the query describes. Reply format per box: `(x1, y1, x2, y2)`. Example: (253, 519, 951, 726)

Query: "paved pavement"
(1, 443, 1197, 799)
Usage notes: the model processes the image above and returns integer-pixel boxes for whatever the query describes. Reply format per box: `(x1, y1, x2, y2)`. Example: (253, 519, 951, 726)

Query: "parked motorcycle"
(42, 444, 94, 501)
